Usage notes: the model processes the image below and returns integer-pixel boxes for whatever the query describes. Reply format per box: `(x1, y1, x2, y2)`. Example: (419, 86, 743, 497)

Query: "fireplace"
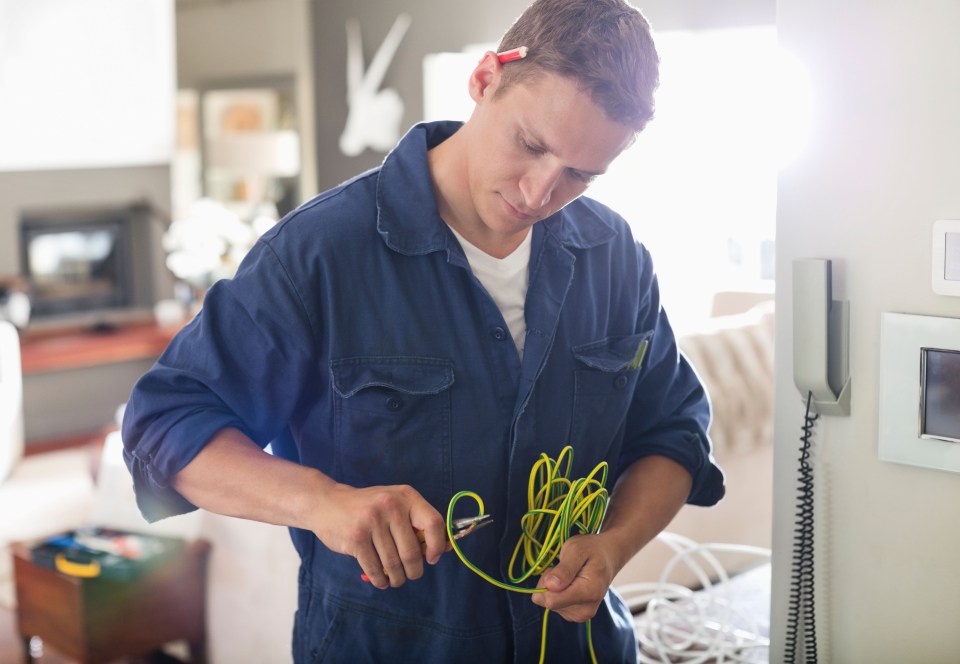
(18, 203, 156, 330)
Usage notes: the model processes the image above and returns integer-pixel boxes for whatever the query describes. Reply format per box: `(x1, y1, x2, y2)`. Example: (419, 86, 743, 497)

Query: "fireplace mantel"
(20, 321, 180, 375)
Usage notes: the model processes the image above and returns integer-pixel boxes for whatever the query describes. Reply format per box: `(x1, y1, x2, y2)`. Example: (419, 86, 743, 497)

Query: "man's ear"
(468, 51, 502, 103)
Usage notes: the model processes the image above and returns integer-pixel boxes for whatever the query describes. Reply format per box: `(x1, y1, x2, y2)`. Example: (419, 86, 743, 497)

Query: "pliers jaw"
(450, 514, 493, 540)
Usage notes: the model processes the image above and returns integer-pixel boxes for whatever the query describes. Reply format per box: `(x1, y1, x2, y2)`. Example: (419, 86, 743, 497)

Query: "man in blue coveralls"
(122, 0, 724, 661)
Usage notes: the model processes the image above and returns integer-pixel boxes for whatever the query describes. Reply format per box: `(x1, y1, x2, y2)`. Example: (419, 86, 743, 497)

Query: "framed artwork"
(196, 76, 301, 219)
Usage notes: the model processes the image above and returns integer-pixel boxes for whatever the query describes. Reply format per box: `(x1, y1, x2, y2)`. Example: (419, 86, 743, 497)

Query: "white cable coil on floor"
(618, 532, 772, 664)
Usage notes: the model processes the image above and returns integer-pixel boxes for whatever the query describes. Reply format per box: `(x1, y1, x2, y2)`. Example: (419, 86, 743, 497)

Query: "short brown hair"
(496, 0, 659, 131)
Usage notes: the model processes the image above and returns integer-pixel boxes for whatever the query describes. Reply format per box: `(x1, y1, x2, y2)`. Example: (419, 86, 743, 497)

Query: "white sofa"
(0, 321, 97, 609)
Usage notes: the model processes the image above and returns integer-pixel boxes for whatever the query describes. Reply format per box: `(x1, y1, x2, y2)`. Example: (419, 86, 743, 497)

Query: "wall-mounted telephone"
(786, 258, 850, 662)
(792, 258, 851, 416)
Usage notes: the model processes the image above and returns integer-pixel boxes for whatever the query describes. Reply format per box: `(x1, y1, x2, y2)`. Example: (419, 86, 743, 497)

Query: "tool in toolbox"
(30, 527, 184, 581)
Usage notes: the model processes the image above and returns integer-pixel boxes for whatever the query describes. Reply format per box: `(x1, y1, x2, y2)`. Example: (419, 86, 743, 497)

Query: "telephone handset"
(792, 258, 852, 416)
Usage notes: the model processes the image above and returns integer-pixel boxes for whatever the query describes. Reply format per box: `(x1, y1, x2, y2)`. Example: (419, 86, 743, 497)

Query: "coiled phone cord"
(785, 391, 818, 663)
(446, 446, 609, 664)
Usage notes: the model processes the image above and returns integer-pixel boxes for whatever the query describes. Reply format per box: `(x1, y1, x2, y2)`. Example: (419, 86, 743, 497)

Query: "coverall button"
(614, 374, 629, 389)
(492, 327, 507, 340)
(386, 397, 403, 411)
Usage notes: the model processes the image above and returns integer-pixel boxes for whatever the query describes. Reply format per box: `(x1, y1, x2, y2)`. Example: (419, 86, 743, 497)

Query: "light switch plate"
(932, 219, 960, 296)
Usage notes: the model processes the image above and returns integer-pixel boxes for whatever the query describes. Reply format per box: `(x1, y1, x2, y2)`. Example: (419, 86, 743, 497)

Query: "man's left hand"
(529, 533, 618, 623)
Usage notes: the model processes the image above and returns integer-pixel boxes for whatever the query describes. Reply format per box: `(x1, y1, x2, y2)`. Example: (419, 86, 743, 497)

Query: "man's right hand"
(309, 482, 448, 589)
(171, 428, 447, 590)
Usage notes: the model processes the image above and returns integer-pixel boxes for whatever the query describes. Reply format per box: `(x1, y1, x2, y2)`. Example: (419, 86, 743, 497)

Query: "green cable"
(446, 446, 609, 664)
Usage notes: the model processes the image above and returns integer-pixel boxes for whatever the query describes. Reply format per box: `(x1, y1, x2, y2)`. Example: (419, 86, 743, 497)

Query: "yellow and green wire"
(446, 446, 609, 664)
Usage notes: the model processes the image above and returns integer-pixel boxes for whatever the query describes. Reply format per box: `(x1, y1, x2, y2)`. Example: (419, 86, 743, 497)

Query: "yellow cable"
(446, 446, 609, 664)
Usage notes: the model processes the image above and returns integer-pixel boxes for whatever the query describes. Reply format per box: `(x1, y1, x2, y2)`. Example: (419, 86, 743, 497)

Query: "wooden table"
(12, 538, 211, 664)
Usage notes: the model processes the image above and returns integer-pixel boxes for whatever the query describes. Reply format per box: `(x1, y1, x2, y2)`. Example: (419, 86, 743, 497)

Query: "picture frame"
(195, 76, 301, 217)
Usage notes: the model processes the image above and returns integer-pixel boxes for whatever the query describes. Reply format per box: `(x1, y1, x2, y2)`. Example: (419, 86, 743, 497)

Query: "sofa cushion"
(678, 301, 774, 457)
(613, 301, 775, 589)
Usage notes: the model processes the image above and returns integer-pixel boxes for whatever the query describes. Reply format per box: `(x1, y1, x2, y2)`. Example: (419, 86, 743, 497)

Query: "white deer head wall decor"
(339, 13, 412, 157)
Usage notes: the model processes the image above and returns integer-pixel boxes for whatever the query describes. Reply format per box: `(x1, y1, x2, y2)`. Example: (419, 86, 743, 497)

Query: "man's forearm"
(170, 427, 449, 588)
(171, 427, 332, 530)
(598, 455, 693, 575)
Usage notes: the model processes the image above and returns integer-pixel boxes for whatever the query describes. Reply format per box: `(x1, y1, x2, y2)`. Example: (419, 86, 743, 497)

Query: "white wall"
(0, 0, 174, 285)
(0, 0, 175, 172)
(771, 1, 960, 661)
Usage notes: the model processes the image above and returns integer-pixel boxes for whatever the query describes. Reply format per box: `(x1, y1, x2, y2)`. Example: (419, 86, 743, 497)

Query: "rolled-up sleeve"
(121, 239, 317, 521)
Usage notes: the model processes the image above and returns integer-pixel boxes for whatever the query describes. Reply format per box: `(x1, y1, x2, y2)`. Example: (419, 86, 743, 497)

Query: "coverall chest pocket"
(569, 332, 652, 448)
(330, 357, 454, 508)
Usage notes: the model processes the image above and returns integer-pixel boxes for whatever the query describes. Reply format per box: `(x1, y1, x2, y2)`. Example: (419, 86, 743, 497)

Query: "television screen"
(20, 210, 134, 319)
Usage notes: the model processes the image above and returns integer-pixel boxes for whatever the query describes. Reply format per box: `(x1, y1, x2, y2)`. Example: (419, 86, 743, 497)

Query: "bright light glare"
(0, 0, 175, 171)
(421, 27, 816, 332)
(588, 26, 814, 332)
(771, 48, 815, 171)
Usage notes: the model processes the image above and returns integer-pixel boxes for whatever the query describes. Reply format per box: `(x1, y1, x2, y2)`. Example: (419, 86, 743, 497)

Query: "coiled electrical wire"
(618, 531, 772, 663)
(446, 446, 609, 664)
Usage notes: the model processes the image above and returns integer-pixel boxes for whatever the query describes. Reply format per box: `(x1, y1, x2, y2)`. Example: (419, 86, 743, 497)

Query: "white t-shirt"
(448, 226, 531, 359)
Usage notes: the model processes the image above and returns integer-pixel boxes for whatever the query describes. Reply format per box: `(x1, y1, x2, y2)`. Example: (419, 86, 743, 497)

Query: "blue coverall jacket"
(122, 121, 725, 663)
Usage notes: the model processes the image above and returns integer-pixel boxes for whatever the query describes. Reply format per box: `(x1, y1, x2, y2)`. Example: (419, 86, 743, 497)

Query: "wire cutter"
(360, 514, 492, 582)
(444, 513, 493, 543)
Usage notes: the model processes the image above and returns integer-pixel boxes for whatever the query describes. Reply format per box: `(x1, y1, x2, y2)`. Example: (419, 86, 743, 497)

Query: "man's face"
(462, 61, 636, 246)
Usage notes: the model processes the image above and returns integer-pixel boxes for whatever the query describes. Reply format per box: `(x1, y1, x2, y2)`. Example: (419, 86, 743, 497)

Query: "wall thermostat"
(932, 219, 960, 296)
